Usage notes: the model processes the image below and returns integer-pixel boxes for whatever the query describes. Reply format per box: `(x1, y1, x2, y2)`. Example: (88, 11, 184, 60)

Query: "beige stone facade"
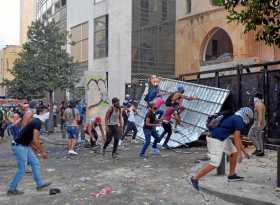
(20, 0, 35, 44)
(0, 46, 21, 96)
(176, 1, 280, 76)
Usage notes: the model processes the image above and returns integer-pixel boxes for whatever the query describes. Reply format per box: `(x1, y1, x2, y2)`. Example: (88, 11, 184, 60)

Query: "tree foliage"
(4, 20, 78, 99)
(216, 0, 280, 47)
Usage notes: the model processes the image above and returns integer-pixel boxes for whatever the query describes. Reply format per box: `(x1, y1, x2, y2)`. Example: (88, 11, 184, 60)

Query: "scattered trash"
(49, 188, 61, 195)
(91, 186, 113, 198)
(46, 168, 56, 172)
(80, 177, 91, 182)
(275, 187, 280, 192)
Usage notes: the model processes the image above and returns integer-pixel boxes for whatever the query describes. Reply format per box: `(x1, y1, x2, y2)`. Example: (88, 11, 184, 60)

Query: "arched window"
(203, 28, 233, 64)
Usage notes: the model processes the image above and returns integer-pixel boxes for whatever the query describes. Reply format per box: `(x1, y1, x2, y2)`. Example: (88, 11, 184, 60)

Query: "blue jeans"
(9, 145, 44, 191)
(140, 128, 160, 156)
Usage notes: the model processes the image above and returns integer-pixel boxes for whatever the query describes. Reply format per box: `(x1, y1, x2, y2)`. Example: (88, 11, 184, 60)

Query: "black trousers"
(103, 125, 120, 154)
(90, 129, 98, 146)
(160, 122, 172, 146)
(0, 122, 5, 138)
(121, 121, 138, 140)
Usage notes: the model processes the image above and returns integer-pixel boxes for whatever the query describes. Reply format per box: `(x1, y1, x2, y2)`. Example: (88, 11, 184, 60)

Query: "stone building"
(0, 45, 21, 97)
(176, 0, 280, 76)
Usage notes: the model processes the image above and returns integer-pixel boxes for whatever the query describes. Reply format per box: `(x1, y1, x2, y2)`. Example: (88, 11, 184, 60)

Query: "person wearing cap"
(7, 104, 51, 195)
(190, 107, 253, 191)
(102, 97, 123, 159)
(248, 93, 266, 156)
(85, 116, 105, 147)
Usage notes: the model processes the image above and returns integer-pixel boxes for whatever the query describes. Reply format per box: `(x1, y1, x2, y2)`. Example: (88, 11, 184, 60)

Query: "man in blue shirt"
(190, 107, 253, 191)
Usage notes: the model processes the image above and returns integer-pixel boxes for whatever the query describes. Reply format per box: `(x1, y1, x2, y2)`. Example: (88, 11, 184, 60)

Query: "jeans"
(160, 122, 172, 146)
(121, 121, 138, 140)
(66, 126, 79, 139)
(103, 125, 120, 154)
(140, 128, 160, 156)
(9, 145, 44, 191)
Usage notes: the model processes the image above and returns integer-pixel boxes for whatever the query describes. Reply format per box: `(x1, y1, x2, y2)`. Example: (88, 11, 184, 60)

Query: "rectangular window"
(71, 22, 89, 63)
(94, 0, 104, 4)
(94, 15, 108, 59)
(186, 0, 191, 14)
(162, 0, 168, 21)
(61, 0, 66, 7)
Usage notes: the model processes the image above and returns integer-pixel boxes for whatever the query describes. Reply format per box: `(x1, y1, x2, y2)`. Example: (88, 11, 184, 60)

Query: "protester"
(0, 107, 5, 142)
(7, 104, 51, 195)
(102, 97, 123, 159)
(120, 102, 138, 145)
(159, 105, 181, 149)
(121, 101, 129, 135)
(63, 101, 80, 155)
(85, 116, 105, 147)
(190, 107, 253, 191)
(60, 101, 66, 138)
(139, 103, 161, 159)
(53, 103, 58, 128)
(248, 93, 266, 156)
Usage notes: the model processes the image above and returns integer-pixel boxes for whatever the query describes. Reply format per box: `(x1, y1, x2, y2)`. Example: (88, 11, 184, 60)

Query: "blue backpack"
(144, 87, 158, 103)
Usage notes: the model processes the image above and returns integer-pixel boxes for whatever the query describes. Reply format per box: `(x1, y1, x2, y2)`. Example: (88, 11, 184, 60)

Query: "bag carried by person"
(206, 114, 224, 129)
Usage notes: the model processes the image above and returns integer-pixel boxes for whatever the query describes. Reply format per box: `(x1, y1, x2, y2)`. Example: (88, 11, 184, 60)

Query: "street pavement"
(0, 132, 279, 205)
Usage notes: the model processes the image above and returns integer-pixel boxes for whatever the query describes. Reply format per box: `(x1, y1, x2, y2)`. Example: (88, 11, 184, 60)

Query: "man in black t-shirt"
(7, 109, 51, 196)
(139, 103, 161, 159)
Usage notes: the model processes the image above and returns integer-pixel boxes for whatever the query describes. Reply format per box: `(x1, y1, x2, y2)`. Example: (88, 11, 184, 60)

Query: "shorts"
(207, 136, 237, 167)
(66, 126, 79, 139)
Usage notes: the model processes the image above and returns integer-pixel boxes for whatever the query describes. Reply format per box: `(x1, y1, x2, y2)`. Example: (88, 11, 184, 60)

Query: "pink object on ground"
(91, 186, 113, 198)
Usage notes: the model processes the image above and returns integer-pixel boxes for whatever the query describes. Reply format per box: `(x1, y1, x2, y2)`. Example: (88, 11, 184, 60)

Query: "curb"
(201, 186, 277, 205)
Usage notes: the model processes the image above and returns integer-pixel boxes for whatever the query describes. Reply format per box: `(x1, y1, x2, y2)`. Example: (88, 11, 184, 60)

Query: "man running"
(102, 97, 123, 159)
(7, 105, 51, 195)
(63, 101, 80, 155)
(248, 93, 266, 156)
(190, 107, 253, 191)
(139, 103, 161, 159)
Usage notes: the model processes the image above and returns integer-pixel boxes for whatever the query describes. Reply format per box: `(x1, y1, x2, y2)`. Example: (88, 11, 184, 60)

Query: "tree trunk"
(48, 90, 54, 133)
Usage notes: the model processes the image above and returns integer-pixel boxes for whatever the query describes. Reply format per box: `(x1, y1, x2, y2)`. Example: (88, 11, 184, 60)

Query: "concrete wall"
(67, 0, 132, 114)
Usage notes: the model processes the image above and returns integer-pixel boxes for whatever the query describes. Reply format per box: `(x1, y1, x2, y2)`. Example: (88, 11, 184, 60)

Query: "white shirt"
(128, 107, 136, 123)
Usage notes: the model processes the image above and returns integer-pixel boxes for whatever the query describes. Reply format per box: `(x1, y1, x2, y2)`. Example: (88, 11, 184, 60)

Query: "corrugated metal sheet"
(135, 78, 230, 147)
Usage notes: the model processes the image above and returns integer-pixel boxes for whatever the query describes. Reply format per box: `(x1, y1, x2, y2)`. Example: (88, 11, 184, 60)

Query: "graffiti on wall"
(86, 74, 109, 119)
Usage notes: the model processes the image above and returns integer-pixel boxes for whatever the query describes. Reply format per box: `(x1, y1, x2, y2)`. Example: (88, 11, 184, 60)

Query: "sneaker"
(152, 148, 160, 155)
(118, 140, 123, 146)
(256, 152, 265, 157)
(68, 150, 78, 155)
(139, 154, 148, 160)
(7, 189, 24, 196)
(228, 174, 244, 182)
(190, 177, 200, 191)
(37, 182, 52, 191)
(252, 150, 260, 155)
(162, 144, 170, 149)
(112, 153, 119, 159)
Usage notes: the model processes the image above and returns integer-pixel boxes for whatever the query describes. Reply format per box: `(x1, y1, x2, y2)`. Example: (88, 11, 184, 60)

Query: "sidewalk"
(192, 148, 280, 205)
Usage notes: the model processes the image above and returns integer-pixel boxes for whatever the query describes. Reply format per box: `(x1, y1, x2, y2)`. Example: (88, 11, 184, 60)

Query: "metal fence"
(180, 61, 280, 144)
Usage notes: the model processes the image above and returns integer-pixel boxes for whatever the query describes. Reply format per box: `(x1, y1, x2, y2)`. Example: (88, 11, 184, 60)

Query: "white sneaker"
(68, 150, 78, 155)
(118, 140, 123, 146)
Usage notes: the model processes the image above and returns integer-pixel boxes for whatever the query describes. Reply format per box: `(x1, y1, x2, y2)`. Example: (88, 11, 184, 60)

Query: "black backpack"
(206, 114, 224, 129)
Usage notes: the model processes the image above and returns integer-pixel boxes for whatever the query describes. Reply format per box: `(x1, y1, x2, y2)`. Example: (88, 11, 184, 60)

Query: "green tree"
(4, 20, 79, 131)
(216, 0, 280, 47)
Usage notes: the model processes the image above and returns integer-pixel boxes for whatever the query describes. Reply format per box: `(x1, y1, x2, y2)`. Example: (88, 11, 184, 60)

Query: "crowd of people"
(2, 75, 267, 195)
